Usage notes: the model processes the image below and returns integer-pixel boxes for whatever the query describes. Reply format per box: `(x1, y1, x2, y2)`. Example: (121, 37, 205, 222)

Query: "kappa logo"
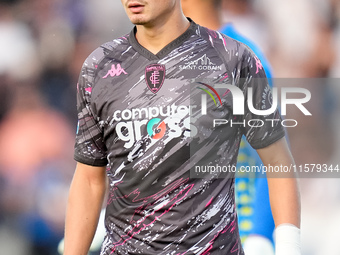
(254, 56, 263, 74)
(145, 64, 166, 94)
(179, 54, 222, 71)
(103, 64, 127, 78)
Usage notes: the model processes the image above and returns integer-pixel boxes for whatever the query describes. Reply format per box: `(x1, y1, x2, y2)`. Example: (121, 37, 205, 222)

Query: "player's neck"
(135, 14, 190, 54)
(183, 4, 222, 30)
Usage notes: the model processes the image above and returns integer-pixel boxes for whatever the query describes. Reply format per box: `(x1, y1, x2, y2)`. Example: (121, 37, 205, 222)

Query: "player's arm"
(256, 137, 301, 255)
(64, 162, 107, 255)
(237, 43, 301, 254)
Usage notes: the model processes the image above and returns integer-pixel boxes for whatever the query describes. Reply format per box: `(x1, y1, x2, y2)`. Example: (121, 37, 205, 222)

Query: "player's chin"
(132, 20, 148, 25)
(128, 15, 149, 25)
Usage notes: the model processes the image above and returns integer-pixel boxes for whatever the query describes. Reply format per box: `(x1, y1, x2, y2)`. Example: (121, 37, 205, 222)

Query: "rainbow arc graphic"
(197, 82, 222, 106)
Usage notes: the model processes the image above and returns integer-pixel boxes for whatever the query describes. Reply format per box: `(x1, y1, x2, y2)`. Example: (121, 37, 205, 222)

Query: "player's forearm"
(267, 176, 301, 255)
(267, 177, 300, 228)
(257, 139, 301, 255)
(64, 164, 106, 255)
(257, 138, 301, 227)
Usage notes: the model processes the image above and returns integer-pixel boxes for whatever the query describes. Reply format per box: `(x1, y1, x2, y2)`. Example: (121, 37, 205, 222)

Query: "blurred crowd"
(0, 0, 339, 254)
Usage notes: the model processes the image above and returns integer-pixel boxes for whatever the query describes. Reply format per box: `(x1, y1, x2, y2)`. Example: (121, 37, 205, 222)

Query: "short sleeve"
(74, 51, 108, 166)
(240, 48, 285, 149)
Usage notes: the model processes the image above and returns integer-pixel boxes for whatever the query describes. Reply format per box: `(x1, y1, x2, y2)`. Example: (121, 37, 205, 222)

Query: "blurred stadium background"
(0, 0, 339, 254)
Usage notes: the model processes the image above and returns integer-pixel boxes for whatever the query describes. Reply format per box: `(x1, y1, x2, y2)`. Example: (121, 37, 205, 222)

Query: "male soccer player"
(181, 0, 276, 253)
(64, 1, 301, 254)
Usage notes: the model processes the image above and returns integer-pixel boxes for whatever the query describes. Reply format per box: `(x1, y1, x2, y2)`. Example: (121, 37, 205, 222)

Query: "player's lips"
(128, 2, 145, 13)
